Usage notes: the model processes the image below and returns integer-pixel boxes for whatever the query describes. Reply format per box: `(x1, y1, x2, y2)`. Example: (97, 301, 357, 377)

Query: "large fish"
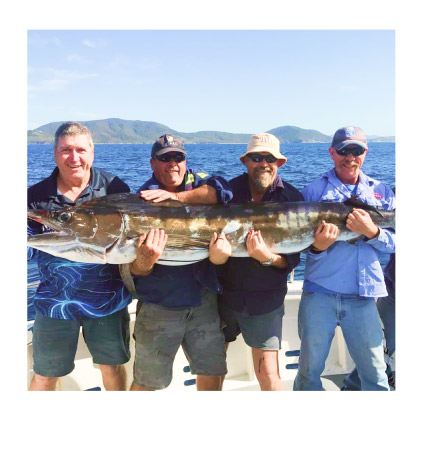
(27, 193, 395, 265)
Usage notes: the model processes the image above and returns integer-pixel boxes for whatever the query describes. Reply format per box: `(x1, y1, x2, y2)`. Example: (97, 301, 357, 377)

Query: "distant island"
(27, 118, 395, 145)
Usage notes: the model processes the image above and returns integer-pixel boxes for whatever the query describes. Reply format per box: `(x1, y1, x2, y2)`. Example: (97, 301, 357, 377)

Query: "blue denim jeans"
(342, 292, 395, 390)
(293, 292, 389, 391)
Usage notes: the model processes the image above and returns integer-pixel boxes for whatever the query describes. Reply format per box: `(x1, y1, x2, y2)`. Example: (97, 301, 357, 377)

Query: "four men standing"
(28, 125, 395, 391)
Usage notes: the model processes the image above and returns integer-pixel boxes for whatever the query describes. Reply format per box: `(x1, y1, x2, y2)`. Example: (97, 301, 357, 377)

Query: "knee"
(254, 358, 279, 384)
(29, 374, 58, 391)
(97, 364, 121, 376)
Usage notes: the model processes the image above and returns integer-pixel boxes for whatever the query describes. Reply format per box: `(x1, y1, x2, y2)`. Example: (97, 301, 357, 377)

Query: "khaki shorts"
(133, 290, 227, 390)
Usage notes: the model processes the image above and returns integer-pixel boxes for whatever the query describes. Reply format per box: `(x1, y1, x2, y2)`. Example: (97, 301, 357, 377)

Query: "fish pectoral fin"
(346, 235, 364, 245)
(167, 235, 210, 249)
(343, 196, 384, 218)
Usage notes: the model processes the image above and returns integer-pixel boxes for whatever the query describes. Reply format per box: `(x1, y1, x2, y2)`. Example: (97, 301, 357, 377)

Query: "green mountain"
(27, 118, 394, 144)
(267, 125, 330, 143)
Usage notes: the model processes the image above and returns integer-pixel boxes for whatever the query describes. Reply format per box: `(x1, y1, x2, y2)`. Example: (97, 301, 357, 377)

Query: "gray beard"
(253, 171, 274, 190)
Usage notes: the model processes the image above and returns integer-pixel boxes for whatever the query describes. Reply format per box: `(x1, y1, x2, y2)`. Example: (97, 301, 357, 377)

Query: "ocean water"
(27, 142, 395, 319)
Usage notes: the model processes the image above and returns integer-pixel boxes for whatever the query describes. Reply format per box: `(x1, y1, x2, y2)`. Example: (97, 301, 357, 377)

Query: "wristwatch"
(260, 256, 275, 266)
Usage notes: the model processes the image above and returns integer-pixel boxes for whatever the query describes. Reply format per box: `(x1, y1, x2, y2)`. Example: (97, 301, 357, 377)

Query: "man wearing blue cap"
(293, 126, 395, 391)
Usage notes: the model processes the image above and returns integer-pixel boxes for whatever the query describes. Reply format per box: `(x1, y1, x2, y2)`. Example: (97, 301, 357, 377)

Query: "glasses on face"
(336, 147, 366, 157)
(153, 153, 186, 163)
(247, 153, 278, 164)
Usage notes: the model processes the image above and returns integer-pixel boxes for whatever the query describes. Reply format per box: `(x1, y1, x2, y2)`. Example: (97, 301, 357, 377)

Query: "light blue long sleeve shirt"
(302, 169, 395, 298)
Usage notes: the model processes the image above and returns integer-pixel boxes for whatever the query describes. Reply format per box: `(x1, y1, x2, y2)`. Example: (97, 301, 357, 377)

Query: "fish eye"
(58, 212, 71, 223)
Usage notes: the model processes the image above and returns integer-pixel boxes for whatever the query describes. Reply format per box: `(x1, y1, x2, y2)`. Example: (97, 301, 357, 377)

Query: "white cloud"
(66, 54, 91, 64)
(28, 68, 99, 91)
(82, 38, 108, 48)
(28, 33, 63, 48)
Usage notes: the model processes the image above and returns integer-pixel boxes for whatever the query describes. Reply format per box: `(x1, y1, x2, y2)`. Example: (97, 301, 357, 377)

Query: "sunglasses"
(336, 147, 366, 157)
(153, 153, 186, 163)
(247, 153, 278, 163)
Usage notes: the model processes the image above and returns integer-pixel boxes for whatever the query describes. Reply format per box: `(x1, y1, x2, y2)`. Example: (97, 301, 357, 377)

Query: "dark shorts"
(218, 300, 285, 350)
(32, 307, 131, 378)
(133, 290, 227, 390)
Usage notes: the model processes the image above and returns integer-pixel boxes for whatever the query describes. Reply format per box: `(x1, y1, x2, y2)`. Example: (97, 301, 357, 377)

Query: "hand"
(209, 232, 232, 265)
(140, 189, 179, 203)
(312, 220, 340, 251)
(130, 229, 168, 275)
(245, 230, 274, 263)
(346, 208, 380, 239)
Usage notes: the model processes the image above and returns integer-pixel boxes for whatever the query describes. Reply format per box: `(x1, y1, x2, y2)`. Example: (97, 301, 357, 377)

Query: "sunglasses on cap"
(247, 153, 278, 163)
(336, 147, 366, 157)
(153, 153, 186, 163)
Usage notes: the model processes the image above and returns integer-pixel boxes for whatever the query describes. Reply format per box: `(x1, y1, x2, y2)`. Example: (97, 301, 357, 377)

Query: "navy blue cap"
(151, 134, 187, 159)
(331, 126, 368, 150)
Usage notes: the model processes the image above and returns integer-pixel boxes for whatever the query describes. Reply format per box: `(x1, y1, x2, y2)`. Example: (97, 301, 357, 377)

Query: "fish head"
(27, 207, 124, 264)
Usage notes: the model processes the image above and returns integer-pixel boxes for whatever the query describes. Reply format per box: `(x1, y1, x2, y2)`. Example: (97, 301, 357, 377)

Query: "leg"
(235, 305, 285, 391)
(130, 382, 152, 391)
(82, 307, 131, 391)
(218, 297, 242, 390)
(29, 374, 58, 391)
(183, 291, 227, 391)
(252, 349, 284, 391)
(196, 375, 222, 391)
(132, 303, 186, 391)
(342, 367, 362, 391)
(294, 292, 338, 391)
(98, 364, 127, 391)
(29, 314, 80, 391)
(340, 297, 389, 391)
(377, 292, 395, 357)
(215, 343, 230, 390)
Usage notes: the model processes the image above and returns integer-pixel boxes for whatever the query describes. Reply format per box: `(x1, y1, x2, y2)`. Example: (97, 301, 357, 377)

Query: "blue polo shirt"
(27, 167, 133, 320)
(218, 173, 304, 315)
(301, 169, 395, 298)
(134, 169, 233, 308)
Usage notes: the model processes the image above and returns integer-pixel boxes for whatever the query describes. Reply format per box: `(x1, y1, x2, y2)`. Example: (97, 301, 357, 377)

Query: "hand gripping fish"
(27, 193, 395, 266)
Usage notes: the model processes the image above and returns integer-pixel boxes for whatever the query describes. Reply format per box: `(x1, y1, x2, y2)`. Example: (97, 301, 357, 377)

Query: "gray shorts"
(219, 302, 285, 350)
(32, 308, 131, 378)
(133, 290, 227, 390)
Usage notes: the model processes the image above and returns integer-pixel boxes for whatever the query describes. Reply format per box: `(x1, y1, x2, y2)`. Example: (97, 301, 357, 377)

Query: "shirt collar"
(46, 166, 96, 202)
(325, 168, 374, 197)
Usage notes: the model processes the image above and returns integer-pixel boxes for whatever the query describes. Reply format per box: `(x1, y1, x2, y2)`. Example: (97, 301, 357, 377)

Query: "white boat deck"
(27, 281, 360, 391)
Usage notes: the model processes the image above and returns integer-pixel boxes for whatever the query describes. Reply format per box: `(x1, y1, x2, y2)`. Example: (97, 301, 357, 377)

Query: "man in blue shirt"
(129, 134, 233, 391)
(28, 122, 132, 391)
(217, 133, 303, 390)
(293, 126, 395, 391)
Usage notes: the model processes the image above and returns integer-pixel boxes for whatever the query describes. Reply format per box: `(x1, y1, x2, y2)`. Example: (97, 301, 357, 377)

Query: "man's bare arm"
(140, 185, 217, 204)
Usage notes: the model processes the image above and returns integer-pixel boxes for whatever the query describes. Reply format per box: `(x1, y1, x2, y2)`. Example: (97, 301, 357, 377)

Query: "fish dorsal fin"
(343, 196, 384, 218)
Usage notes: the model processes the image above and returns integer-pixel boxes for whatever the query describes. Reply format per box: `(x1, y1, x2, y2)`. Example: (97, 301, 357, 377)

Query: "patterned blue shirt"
(27, 167, 133, 320)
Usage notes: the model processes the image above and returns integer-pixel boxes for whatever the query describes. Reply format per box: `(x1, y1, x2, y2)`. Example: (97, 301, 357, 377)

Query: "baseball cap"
(331, 126, 368, 150)
(240, 133, 287, 162)
(151, 134, 187, 158)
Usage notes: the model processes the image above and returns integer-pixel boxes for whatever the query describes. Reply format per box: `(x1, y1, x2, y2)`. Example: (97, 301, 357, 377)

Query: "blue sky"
(28, 30, 395, 137)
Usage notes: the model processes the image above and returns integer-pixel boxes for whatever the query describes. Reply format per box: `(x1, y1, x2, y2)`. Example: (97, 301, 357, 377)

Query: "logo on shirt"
(373, 192, 384, 199)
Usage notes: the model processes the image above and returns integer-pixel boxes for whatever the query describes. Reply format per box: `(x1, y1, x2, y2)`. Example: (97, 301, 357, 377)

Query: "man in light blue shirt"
(293, 126, 395, 391)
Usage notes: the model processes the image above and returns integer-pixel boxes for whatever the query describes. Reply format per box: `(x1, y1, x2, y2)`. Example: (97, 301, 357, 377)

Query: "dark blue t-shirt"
(218, 173, 304, 315)
(134, 169, 232, 308)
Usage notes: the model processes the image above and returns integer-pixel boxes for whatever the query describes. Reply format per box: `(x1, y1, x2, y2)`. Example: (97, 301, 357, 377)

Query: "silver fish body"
(27, 193, 395, 265)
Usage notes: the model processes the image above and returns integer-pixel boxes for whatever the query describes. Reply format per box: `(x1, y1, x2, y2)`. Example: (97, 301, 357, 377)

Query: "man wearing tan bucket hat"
(216, 133, 303, 390)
